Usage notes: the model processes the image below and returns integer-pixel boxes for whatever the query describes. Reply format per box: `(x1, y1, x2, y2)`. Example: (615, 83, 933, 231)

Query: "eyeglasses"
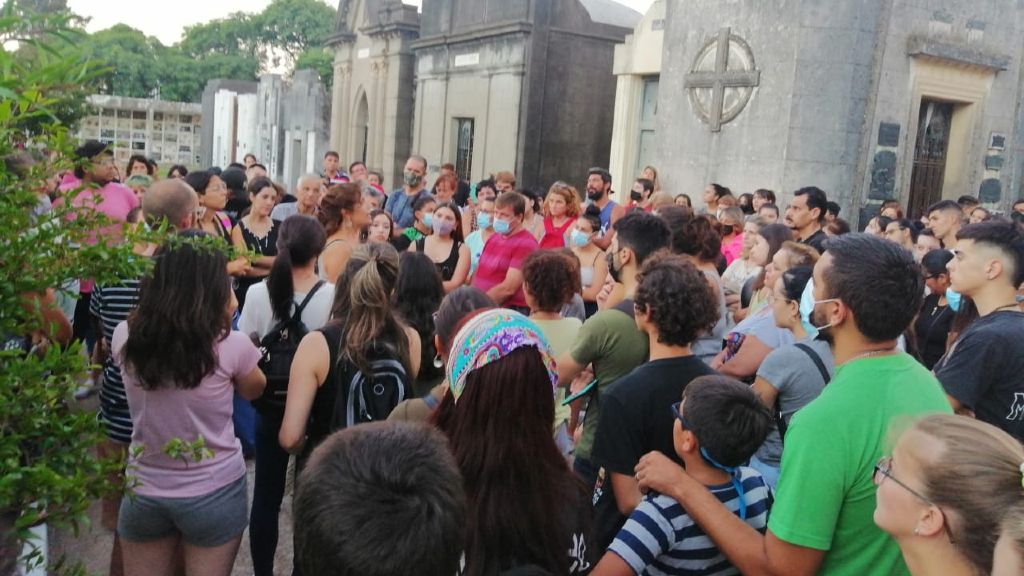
(670, 402, 690, 429)
(873, 456, 956, 544)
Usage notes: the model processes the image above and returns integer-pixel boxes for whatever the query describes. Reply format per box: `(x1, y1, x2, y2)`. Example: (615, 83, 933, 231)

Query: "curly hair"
(319, 182, 363, 236)
(672, 215, 721, 262)
(122, 231, 231, 390)
(634, 253, 720, 347)
(543, 183, 582, 218)
(522, 250, 577, 313)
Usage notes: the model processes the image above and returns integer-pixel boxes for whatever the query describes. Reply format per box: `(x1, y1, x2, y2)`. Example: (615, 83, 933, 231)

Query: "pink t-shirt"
(722, 233, 744, 266)
(471, 228, 539, 307)
(59, 180, 139, 292)
(112, 323, 261, 498)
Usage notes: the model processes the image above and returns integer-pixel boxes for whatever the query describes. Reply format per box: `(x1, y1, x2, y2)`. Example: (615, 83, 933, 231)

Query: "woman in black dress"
(410, 201, 470, 293)
(915, 249, 955, 369)
(231, 177, 280, 310)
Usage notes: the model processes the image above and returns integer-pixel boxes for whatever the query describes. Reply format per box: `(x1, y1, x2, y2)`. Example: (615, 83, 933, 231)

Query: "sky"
(69, 0, 657, 46)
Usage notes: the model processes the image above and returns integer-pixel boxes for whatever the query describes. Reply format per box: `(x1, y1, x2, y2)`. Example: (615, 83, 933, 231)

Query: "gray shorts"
(118, 475, 248, 547)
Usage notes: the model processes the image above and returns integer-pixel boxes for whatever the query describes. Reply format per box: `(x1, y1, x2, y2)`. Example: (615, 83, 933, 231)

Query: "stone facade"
(327, 0, 420, 191)
(647, 0, 1024, 222)
(201, 72, 331, 189)
(608, 0, 664, 193)
(77, 95, 202, 172)
(411, 0, 639, 191)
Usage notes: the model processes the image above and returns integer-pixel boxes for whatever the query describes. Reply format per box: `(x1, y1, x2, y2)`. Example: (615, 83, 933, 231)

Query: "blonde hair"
(543, 183, 581, 218)
(642, 165, 661, 191)
(649, 191, 674, 211)
(911, 414, 1024, 574)
(778, 240, 819, 270)
(494, 171, 516, 187)
(342, 243, 412, 377)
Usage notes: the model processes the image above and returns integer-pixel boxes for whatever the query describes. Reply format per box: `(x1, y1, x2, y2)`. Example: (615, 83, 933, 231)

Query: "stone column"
(334, 61, 352, 161)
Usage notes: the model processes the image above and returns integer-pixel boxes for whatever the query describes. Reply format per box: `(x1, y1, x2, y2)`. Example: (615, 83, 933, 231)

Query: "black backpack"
(328, 341, 409, 429)
(253, 281, 325, 415)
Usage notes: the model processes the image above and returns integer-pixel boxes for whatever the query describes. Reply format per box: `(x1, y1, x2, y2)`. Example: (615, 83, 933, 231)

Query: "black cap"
(74, 140, 110, 160)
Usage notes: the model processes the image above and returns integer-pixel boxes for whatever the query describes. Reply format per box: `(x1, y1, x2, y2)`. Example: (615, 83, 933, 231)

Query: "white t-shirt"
(239, 280, 336, 339)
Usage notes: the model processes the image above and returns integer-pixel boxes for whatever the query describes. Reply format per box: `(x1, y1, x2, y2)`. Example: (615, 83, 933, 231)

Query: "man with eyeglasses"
(634, 234, 951, 576)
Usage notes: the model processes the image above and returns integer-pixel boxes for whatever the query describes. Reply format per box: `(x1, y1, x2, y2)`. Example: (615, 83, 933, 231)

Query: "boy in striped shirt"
(593, 376, 773, 576)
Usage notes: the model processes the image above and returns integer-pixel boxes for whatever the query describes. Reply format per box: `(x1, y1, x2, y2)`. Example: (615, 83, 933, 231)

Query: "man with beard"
(587, 167, 626, 250)
(633, 234, 951, 576)
(384, 154, 432, 236)
(556, 212, 670, 488)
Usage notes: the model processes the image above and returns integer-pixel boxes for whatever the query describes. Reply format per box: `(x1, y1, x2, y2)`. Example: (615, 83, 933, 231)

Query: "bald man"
(271, 174, 323, 220)
(142, 178, 200, 231)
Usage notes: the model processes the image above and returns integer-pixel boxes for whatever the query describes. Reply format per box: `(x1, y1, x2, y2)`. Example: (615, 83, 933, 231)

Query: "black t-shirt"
(936, 310, 1024, 441)
(800, 228, 828, 254)
(914, 293, 954, 370)
(589, 355, 717, 552)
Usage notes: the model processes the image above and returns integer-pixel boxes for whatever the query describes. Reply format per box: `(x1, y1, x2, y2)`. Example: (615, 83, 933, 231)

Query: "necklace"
(843, 347, 898, 365)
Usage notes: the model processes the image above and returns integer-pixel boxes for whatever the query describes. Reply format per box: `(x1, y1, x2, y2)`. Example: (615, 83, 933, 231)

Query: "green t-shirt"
(569, 305, 649, 461)
(769, 353, 952, 576)
(533, 317, 583, 427)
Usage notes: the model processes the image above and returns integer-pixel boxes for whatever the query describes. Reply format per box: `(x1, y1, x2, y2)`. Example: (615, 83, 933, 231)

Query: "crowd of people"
(14, 138, 1024, 576)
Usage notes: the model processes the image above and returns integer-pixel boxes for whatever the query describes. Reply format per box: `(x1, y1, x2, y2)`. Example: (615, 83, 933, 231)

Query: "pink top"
(722, 233, 745, 266)
(112, 324, 261, 497)
(58, 180, 139, 292)
(471, 228, 539, 308)
(539, 216, 576, 249)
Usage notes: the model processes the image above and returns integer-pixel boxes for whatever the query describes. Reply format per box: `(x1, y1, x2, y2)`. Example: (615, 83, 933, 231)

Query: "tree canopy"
(29, 0, 338, 103)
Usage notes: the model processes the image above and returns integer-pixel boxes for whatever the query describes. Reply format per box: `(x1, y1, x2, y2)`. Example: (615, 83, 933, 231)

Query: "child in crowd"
(593, 376, 773, 576)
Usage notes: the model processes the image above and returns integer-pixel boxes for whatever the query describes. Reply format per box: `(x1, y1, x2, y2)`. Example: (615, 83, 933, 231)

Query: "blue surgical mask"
(570, 229, 590, 248)
(946, 288, 962, 312)
(492, 218, 511, 235)
(422, 213, 434, 228)
(799, 278, 838, 337)
(476, 211, 491, 229)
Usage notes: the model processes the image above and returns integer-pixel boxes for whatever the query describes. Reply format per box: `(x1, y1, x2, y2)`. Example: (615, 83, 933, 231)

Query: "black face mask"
(607, 251, 621, 283)
(630, 190, 643, 202)
(587, 188, 604, 201)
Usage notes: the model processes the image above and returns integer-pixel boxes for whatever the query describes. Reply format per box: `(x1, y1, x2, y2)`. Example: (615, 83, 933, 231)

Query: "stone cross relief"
(684, 27, 761, 132)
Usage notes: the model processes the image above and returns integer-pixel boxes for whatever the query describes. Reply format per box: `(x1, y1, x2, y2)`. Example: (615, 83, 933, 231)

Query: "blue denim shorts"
(118, 474, 248, 547)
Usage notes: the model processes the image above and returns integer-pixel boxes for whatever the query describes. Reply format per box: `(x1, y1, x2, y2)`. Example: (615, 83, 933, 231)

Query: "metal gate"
(908, 100, 954, 219)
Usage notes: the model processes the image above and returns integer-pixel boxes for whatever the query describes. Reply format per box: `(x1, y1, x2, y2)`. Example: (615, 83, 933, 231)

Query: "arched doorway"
(352, 91, 369, 164)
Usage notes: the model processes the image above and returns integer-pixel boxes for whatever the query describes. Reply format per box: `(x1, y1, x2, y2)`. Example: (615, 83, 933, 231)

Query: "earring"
(433, 354, 444, 369)
(913, 528, 920, 536)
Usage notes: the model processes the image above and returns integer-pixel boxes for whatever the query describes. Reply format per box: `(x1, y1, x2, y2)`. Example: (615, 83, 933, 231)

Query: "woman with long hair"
(238, 215, 332, 576)
(875, 414, 1024, 576)
(366, 209, 393, 244)
(394, 251, 446, 397)
(231, 177, 280, 310)
(410, 201, 470, 292)
(279, 243, 420, 460)
(388, 286, 496, 422)
(734, 223, 791, 322)
(570, 204, 608, 318)
(317, 182, 369, 284)
(112, 232, 266, 576)
(539, 182, 582, 249)
(433, 309, 593, 575)
(185, 169, 249, 276)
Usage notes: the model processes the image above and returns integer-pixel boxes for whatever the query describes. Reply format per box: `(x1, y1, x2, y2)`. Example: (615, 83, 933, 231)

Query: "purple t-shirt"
(471, 228, 538, 307)
(112, 323, 261, 497)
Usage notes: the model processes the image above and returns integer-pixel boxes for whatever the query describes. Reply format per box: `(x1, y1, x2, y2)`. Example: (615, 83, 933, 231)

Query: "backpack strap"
(793, 343, 830, 385)
(259, 281, 325, 346)
(775, 343, 831, 443)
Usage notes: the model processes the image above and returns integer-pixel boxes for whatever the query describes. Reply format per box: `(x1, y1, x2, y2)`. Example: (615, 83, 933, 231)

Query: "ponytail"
(267, 248, 295, 321)
(339, 243, 411, 376)
(268, 215, 327, 321)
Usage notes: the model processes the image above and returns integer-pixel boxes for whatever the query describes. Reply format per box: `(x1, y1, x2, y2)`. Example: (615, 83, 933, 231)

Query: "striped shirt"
(608, 467, 773, 576)
(90, 278, 142, 444)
